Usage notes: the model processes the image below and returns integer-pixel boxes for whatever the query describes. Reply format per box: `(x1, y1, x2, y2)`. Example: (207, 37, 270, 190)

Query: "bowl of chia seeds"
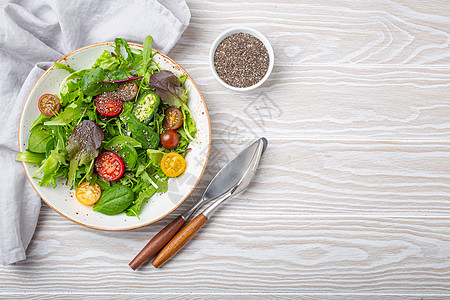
(209, 27, 274, 91)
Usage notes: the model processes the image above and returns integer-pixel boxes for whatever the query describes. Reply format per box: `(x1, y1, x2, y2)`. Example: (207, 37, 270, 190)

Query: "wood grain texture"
(170, 0, 450, 66)
(170, 64, 450, 141)
(2, 0, 450, 298)
(1, 214, 449, 295)
(5, 295, 450, 300)
(2, 295, 450, 300)
(186, 139, 450, 216)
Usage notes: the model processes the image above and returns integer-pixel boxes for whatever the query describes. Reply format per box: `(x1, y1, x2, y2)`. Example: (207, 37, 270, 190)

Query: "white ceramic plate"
(18, 42, 211, 231)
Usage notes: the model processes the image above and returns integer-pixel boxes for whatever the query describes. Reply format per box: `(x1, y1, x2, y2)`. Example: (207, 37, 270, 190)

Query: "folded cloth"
(0, 0, 190, 265)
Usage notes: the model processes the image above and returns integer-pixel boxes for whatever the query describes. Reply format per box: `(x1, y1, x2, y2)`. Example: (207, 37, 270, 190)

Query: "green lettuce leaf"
(15, 150, 45, 165)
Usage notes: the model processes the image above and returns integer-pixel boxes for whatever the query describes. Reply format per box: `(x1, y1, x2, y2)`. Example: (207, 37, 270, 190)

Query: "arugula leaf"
(92, 50, 120, 70)
(114, 38, 135, 63)
(60, 81, 86, 106)
(125, 186, 156, 217)
(130, 54, 143, 73)
(142, 36, 153, 71)
(125, 176, 168, 217)
(44, 100, 84, 126)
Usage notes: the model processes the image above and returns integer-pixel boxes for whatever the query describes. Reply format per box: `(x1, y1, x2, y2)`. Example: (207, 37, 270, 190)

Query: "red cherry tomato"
(117, 81, 138, 102)
(163, 107, 183, 130)
(95, 92, 123, 117)
(95, 151, 125, 181)
(38, 94, 60, 116)
(160, 129, 179, 149)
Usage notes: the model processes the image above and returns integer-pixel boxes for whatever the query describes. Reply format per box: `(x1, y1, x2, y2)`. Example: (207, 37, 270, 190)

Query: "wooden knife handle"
(129, 215, 186, 270)
(152, 213, 208, 268)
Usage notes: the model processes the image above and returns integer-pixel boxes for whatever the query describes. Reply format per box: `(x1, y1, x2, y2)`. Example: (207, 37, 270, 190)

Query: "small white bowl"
(209, 27, 274, 91)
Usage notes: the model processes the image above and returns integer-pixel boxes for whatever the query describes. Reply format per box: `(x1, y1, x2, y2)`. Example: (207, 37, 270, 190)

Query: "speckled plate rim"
(18, 42, 211, 231)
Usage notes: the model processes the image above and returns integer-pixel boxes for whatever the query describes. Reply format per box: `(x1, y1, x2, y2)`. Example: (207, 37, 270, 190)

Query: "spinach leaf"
(93, 185, 134, 215)
(104, 137, 139, 170)
(80, 67, 142, 96)
(28, 126, 53, 153)
(104, 136, 142, 149)
(125, 114, 159, 149)
(80, 68, 117, 96)
(29, 113, 51, 131)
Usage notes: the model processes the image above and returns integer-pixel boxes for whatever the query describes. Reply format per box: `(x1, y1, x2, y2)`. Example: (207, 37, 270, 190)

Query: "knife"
(129, 137, 267, 270)
(152, 137, 267, 268)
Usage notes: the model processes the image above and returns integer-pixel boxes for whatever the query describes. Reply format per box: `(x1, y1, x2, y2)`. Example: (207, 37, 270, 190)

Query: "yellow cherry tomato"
(160, 152, 186, 177)
(75, 182, 102, 206)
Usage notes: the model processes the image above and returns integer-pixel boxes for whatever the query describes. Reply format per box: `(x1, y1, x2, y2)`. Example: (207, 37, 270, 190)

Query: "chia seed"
(214, 33, 269, 88)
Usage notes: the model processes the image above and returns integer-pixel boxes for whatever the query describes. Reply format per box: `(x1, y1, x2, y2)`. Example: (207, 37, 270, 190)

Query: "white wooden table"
(2, 0, 450, 298)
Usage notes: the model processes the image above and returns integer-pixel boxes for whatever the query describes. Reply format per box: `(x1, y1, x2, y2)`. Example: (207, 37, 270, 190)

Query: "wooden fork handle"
(152, 213, 208, 268)
(129, 215, 186, 270)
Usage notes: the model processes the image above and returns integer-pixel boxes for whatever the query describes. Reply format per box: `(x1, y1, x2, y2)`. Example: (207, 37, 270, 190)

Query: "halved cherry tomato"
(75, 182, 101, 206)
(95, 92, 123, 116)
(160, 129, 179, 149)
(117, 80, 138, 101)
(38, 94, 60, 116)
(163, 107, 183, 130)
(160, 152, 186, 177)
(95, 151, 125, 181)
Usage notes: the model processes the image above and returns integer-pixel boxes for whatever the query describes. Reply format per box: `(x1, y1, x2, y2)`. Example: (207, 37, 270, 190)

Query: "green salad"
(16, 36, 197, 217)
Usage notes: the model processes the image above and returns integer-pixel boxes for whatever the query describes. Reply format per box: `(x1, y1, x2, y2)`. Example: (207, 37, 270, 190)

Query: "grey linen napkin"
(0, 0, 190, 265)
